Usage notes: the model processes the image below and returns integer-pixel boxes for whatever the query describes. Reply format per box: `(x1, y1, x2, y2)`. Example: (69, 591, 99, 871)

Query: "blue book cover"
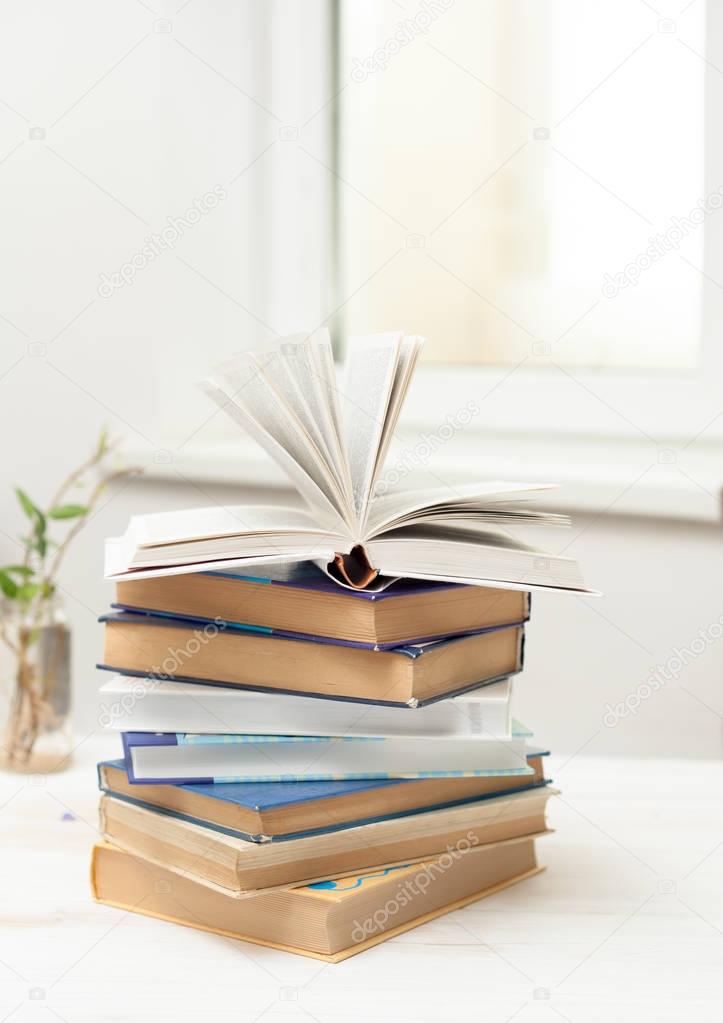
(98, 754, 550, 843)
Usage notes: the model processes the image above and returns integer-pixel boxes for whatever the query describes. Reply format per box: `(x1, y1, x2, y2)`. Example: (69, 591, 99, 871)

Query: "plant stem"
(47, 438, 118, 513)
(0, 623, 19, 654)
(44, 466, 137, 586)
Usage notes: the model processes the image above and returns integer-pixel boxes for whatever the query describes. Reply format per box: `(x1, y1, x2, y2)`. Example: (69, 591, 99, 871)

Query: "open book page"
(106, 548, 343, 581)
(251, 339, 354, 524)
(277, 333, 353, 513)
(265, 337, 339, 476)
(361, 484, 587, 592)
(364, 481, 565, 537)
(202, 350, 352, 533)
(307, 330, 355, 506)
(339, 332, 412, 536)
(365, 526, 590, 593)
(105, 505, 347, 578)
(200, 377, 335, 526)
(120, 504, 324, 548)
(365, 335, 424, 526)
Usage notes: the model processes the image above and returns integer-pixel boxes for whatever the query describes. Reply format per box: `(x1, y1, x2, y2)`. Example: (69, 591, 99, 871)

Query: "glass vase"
(0, 595, 73, 773)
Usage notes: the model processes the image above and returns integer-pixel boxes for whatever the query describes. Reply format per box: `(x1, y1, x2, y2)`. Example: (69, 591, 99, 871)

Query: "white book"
(98, 675, 513, 739)
(107, 331, 591, 595)
(123, 730, 534, 784)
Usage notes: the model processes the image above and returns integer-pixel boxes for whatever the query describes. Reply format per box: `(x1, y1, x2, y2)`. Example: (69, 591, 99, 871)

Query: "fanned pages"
(107, 331, 592, 594)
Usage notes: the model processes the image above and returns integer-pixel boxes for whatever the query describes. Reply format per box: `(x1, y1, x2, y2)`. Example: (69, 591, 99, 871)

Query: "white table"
(2, 738, 723, 1022)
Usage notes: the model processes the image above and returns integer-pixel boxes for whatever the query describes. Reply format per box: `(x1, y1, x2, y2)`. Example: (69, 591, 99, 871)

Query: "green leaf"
(28, 531, 47, 558)
(49, 504, 88, 520)
(4, 565, 34, 578)
(0, 570, 18, 598)
(32, 518, 47, 559)
(16, 487, 42, 521)
(16, 582, 40, 601)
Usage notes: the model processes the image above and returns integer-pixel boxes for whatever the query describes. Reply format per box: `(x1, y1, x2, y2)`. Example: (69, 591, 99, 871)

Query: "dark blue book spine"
(122, 731, 189, 784)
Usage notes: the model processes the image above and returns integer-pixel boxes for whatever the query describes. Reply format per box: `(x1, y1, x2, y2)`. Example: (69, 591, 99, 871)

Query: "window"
(337, 0, 706, 370)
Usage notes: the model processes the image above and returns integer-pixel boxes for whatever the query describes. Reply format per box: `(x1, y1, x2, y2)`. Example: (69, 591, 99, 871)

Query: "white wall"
(0, 0, 333, 461)
(518, 511, 723, 759)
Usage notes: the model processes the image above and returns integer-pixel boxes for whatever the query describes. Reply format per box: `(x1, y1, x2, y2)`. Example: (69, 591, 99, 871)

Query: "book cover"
(119, 727, 535, 785)
(97, 611, 526, 708)
(100, 607, 528, 653)
(97, 756, 551, 842)
(91, 836, 546, 962)
(97, 674, 514, 739)
(109, 602, 530, 651)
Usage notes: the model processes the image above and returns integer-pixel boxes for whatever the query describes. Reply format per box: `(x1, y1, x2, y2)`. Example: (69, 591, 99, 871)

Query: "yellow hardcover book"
(91, 832, 546, 961)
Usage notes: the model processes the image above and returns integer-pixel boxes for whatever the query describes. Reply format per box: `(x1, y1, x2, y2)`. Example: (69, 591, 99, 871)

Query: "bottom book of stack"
(91, 758, 555, 961)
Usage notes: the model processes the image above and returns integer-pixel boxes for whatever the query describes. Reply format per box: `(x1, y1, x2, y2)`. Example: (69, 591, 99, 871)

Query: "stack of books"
(91, 331, 587, 961)
(92, 565, 553, 961)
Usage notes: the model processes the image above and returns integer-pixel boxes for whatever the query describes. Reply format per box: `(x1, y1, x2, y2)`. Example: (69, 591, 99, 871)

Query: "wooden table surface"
(1, 737, 722, 1022)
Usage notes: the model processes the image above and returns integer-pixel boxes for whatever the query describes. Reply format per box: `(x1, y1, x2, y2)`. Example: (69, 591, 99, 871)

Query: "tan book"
(114, 570, 529, 648)
(99, 786, 553, 895)
(98, 753, 548, 839)
(100, 613, 524, 705)
(91, 835, 545, 961)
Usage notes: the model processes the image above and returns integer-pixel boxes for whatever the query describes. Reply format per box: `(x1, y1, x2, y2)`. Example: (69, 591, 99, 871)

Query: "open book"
(106, 331, 588, 593)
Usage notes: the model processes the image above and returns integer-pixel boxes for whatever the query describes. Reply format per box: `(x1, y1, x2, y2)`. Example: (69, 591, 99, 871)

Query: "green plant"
(0, 429, 138, 766)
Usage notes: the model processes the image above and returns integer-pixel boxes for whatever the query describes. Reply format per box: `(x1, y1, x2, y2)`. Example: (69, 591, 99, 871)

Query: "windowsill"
(127, 429, 723, 525)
